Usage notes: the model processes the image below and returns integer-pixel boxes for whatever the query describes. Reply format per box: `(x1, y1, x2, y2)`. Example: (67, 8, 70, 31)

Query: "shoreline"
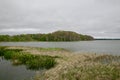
(0, 46, 120, 80)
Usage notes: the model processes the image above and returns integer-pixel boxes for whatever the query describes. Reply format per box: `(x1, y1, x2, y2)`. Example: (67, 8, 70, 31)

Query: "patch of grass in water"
(0, 47, 57, 70)
(26, 55, 56, 70)
(19, 54, 57, 70)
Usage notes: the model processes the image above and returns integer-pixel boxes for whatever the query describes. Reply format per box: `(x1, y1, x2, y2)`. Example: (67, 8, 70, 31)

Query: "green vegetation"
(0, 47, 57, 70)
(0, 30, 94, 42)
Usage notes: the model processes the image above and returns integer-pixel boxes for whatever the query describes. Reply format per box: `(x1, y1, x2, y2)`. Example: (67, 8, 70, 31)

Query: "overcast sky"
(0, 0, 120, 38)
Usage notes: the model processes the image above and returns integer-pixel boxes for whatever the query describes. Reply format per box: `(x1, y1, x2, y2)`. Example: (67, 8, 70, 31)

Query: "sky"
(0, 0, 120, 38)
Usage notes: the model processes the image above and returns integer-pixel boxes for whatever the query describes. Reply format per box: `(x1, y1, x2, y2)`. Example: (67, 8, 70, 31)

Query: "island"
(0, 30, 94, 42)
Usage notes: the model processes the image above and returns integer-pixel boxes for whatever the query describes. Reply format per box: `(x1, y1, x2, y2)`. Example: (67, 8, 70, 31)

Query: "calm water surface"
(0, 57, 36, 80)
(0, 40, 120, 55)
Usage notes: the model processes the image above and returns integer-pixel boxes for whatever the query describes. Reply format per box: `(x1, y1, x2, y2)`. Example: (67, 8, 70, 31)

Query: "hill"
(0, 30, 94, 41)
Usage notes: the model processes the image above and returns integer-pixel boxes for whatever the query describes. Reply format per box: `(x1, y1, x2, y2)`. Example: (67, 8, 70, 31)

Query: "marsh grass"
(60, 64, 120, 80)
(38, 54, 120, 80)
(0, 47, 57, 70)
(93, 54, 120, 64)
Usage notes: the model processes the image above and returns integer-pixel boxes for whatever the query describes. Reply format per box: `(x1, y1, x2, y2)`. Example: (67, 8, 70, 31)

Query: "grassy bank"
(34, 53, 120, 80)
(0, 46, 120, 80)
(57, 55, 120, 80)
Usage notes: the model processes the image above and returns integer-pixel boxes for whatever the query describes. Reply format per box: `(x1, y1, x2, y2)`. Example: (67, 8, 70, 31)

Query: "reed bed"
(35, 53, 120, 80)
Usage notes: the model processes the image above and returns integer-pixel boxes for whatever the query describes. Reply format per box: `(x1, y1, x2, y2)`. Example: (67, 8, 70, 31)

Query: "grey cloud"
(0, 0, 120, 38)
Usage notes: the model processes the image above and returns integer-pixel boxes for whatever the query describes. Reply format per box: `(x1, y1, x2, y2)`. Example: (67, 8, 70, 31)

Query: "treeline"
(0, 31, 94, 42)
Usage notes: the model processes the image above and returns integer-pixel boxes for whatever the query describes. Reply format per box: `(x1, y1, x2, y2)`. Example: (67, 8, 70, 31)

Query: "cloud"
(0, 0, 120, 38)
(0, 28, 41, 35)
(0, 28, 39, 32)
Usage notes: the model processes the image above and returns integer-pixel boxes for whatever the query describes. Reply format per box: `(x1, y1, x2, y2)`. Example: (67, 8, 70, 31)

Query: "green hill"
(0, 30, 94, 42)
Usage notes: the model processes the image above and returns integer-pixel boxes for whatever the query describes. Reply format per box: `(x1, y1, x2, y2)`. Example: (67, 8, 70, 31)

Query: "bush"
(22, 55, 56, 70)
(0, 47, 6, 56)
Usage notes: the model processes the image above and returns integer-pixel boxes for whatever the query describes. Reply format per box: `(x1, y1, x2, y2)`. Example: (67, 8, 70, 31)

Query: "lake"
(0, 40, 120, 55)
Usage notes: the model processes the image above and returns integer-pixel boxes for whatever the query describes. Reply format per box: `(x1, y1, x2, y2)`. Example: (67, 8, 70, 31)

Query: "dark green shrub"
(0, 49, 5, 56)
(25, 55, 56, 70)
(4, 51, 15, 60)
(18, 53, 37, 64)
(2, 49, 23, 60)
(26, 59, 41, 70)
(0, 47, 6, 56)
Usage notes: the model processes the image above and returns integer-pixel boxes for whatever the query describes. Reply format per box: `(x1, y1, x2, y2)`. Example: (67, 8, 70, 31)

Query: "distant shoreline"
(95, 39, 120, 40)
